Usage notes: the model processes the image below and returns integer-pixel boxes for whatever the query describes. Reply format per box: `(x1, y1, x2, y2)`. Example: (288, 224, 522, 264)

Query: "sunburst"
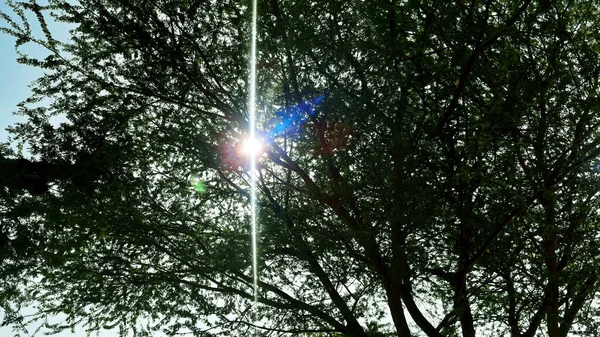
(248, 0, 259, 302)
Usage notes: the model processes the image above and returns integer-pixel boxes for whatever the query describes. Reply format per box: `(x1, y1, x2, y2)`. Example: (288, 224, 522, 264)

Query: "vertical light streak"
(248, 0, 259, 302)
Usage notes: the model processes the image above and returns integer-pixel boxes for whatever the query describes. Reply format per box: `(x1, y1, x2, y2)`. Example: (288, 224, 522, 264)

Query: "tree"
(2, 0, 600, 336)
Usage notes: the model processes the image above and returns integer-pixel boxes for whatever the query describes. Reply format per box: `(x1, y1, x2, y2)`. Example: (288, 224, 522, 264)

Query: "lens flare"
(190, 175, 206, 193)
(242, 136, 263, 157)
(248, 0, 259, 302)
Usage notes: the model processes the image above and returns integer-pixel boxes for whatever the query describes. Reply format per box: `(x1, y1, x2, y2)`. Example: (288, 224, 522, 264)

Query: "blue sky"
(0, 3, 131, 337)
(0, 23, 41, 145)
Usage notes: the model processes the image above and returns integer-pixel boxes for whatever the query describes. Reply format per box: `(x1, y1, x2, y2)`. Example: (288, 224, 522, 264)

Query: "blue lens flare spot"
(268, 92, 329, 139)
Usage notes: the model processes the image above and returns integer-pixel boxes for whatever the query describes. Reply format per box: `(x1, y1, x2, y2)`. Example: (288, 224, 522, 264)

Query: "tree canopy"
(2, 0, 600, 336)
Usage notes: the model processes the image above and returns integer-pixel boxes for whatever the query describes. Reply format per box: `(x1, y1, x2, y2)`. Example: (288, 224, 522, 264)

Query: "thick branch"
(260, 181, 368, 336)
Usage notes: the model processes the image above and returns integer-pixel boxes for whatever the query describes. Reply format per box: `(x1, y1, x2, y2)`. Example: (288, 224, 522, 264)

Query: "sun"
(241, 136, 264, 157)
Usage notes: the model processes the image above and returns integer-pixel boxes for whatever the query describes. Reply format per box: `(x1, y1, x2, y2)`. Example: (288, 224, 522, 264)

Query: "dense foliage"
(2, 0, 600, 336)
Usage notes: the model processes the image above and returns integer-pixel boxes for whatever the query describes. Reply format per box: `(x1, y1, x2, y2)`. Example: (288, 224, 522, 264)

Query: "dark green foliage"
(2, 0, 600, 336)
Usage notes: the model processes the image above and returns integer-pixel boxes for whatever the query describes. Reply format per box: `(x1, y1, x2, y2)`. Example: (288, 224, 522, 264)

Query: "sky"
(0, 19, 40, 145)
(0, 3, 127, 337)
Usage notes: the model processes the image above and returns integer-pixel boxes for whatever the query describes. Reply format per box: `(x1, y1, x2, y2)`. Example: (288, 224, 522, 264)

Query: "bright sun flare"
(242, 137, 263, 157)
